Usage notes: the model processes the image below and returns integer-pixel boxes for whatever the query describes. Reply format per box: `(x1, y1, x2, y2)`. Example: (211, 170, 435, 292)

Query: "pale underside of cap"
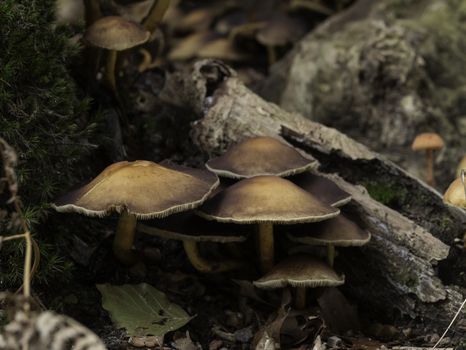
(137, 212, 250, 242)
(287, 215, 371, 247)
(197, 176, 339, 224)
(52, 160, 219, 219)
(206, 136, 315, 179)
(253, 255, 345, 289)
(290, 172, 351, 207)
(443, 177, 466, 208)
(84, 16, 150, 51)
(411, 132, 444, 151)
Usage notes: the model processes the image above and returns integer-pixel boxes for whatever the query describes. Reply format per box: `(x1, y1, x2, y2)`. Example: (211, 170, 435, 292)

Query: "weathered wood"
(160, 59, 466, 332)
(258, 0, 466, 189)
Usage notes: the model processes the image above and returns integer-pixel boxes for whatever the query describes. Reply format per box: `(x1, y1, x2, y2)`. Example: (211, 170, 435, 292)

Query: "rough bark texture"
(259, 0, 466, 189)
(160, 59, 466, 334)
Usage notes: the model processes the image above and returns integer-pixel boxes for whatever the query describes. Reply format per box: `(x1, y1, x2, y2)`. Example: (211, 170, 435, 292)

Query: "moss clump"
(365, 182, 408, 207)
(0, 0, 96, 287)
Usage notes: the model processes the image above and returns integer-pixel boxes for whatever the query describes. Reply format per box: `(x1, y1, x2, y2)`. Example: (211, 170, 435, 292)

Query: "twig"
(0, 138, 35, 312)
(431, 297, 466, 349)
(2, 233, 27, 241)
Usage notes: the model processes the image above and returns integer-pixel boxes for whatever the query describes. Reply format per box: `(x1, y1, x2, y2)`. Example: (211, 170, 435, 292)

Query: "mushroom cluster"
(198, 136, 371, 308)
(53, 136, 371, 309)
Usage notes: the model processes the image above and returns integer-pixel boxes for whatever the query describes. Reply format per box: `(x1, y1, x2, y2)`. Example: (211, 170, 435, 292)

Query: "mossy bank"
(0, 0, 97, 287)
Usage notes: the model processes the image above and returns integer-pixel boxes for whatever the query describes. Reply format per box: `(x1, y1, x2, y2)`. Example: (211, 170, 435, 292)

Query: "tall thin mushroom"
(411, 132, 444, 186)
(52, 160, 218, 265)
(197, 176, 339, 273)
(142, 0, 170, 34)
(84, 16, 150, 98)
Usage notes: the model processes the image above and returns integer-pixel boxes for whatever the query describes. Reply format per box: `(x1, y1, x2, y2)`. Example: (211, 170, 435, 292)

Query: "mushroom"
(138, 212, 251, 273)
(197, 176, 339, 273)
(444, 176, 466, 208)
(142, 0, 170, 34)
(290, 172, 351, 207)
(411, 132, 444, 186)
(286, 215, 371, 267)
(83, 0, 102, 27)
(254, 255, 344, 309)
(55, 0, 85, 25)
(206, 136, 315, 179)
(456, 155, 466, 178)
(52, 160, 219, 265)
(256, 15, 306, 65)
(84, 16, 150, 97)
(113, 0, 154, 23)
(444, 172, 466, 248)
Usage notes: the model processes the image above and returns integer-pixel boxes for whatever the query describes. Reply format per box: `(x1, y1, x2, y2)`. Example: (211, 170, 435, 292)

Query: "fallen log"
(258, 0, 466, 189)
(159, 59, 466, 336)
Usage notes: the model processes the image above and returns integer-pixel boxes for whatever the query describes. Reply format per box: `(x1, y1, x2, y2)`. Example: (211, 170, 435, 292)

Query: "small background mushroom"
(411, 132, 444, 186)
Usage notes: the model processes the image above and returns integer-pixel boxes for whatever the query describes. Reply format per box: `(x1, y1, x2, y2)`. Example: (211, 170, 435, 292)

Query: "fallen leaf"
(317, 287, 360, 334)
(97, 283, 192, 337)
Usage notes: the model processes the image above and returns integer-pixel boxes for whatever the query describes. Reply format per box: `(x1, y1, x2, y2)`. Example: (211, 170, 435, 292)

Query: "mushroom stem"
(294, 287, 306, 309)
(266, 45, 277, 66)
(183, 241, 245, 273)
(114, 211, 138, 265)
(327, 244, 335, 267)
(137, 224, 246, 273)
(83, 0, 101, 27)
(142, 0, 170, 34)
(104, 50, 118, 98)
(426, 149, 435, 186)
(258, 222, 274, 273)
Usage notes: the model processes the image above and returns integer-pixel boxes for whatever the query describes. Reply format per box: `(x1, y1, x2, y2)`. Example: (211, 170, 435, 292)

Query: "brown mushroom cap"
(290, 172, 351, 207)
(197, 38, 249, 62)
(411, 133, 444, 151)
(256, 15, 306, 47)
(138, 212, 250, 242)
(197, 176, 339, 224)
(253, 255, 345, 289)
(206, 136, 314, 179)
(84, 16, 150, 51)
(52, 160, 219, 219)
(286, 215, 371, 247)
(443, 178, 466, 208)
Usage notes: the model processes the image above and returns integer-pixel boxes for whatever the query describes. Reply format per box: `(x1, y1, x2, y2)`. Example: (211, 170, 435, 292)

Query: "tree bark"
(258, 0, 466, 189)
(160, 59, 466, 335)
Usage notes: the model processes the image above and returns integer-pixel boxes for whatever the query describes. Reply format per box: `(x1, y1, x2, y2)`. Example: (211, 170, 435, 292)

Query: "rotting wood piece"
(158, 59, 466, 335)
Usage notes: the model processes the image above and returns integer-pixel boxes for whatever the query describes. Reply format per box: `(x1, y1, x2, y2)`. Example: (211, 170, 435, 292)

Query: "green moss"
(0, 0, 96, 288)
(364, 181, 409, 207)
